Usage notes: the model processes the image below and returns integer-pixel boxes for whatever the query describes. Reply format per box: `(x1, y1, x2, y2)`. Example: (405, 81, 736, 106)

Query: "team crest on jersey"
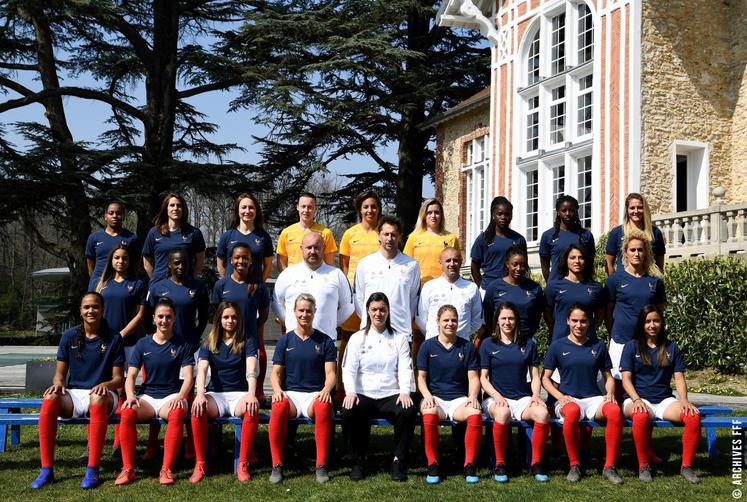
(526, 290, 533, 298)
(127, 284, 134, 292)
(170, 348, 177, 359)
(255, 238, 262, 246)
(591, 349, 598, 358)
(520, 346, 526, 354)
(458, 352, 464, 361)
(182, 234, 189, 241)
(188, 289, 196, 298)
(648, 282, 655, 290)
(120, 239, 128, 246)
(587, 287, 593, 296)
(100, 343, 107, 353)
(315, 344, 321, 353)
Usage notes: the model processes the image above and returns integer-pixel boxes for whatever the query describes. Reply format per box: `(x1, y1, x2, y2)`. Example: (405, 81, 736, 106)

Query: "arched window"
(517, 1, 595, 240)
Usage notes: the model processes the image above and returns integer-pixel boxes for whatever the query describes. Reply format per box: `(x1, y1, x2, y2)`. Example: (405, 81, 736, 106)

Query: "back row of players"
(32, 190, 700, 488)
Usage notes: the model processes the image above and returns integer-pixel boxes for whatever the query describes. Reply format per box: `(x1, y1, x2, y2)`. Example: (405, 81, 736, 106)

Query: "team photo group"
(31, 189, 703, 490)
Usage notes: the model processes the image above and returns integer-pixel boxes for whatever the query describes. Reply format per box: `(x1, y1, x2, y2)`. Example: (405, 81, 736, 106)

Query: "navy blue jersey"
(545, 278, 606, 342)
(85, 229, 140, 290)
(605, 225, 666, 270)
(272, 329, 336, 393)
(417, 336, 479, 400)
(147, 278, 209, 348)
(142, 225, 206, 283)
(216, 228, 274, 283)
(100, 278, 147, 346)
(128, 335, 195, 398)
(620, 340, 685, 403)
(479, 336, 538, 400)
(470, 229, 527, 290)
(483, 278, 546, 337)
(543, 337, 612, 399)
(198, 340, 258, 393)
(539, 228, 596, 281)
(210, 278, 269, 353)
(57, 326, 125, 390)
(606, 270, 666, 344)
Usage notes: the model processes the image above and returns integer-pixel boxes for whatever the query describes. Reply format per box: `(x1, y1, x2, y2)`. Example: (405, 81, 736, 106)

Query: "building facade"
(429, 0, 747, 259)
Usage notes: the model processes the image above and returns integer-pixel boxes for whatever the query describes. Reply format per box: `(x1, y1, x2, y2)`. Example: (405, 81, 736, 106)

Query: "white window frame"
(463, 135, 491, 248)
(672, 140, 710, 211)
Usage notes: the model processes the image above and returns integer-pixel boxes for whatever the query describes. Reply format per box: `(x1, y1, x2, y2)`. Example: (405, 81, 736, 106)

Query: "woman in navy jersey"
(417, 305, 482, 485)
(32, 292, 125, 490)
(605, 193, 665, 275)
(545, 244, 606, 342)
(190, 301, 260, 483)
(539, 195, 595, 282)
(621, 305, 701, 483)
(142, 193, 206, 283)
(86, 201, 140, 291)
(470, 196, 527, 293)
(211, 243, 270, 399)
(116, 298, 195, 486)
(341, 292, 417, 482)
(482, 246, 546, 339)
(542, 305, 623, 485)
(268, 293, 336, 484)
(479, 302, 549, 483)
(605, 230, 665, 402)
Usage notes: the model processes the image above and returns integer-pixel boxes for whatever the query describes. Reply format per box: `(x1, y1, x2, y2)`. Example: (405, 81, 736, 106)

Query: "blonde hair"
(623, 193, 655, 243)
(622, 230, 662, 278)
(205, 301, 245, 355)
(413, 198, 446, 234)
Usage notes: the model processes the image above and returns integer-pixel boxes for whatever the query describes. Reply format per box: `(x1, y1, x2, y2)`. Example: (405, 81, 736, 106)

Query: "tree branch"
(177, 78, 242, 98)
(0, 75, 34, 97)
(0, 62, 38, 71)
(0, 86, 147, 122)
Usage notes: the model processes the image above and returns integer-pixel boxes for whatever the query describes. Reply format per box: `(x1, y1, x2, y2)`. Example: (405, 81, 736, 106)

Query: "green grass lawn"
(0, 423, 740, 501)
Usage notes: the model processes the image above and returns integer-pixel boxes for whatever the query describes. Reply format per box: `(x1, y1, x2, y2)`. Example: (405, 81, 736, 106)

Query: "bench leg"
(706, 427, 718, 459)
(0, 407, 8, 453)
(525, 425, 534, 468)
(234, 423, 242, 475)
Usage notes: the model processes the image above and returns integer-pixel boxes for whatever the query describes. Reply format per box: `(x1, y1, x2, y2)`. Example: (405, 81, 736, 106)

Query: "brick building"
(425, 0, 747, 261)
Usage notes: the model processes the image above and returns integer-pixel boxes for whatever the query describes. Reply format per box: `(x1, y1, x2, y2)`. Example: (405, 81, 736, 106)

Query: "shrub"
(664, 256, 747, 374)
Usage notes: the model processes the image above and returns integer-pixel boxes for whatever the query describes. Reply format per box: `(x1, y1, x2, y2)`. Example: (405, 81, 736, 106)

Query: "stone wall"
(434, 105, 490, 245)
(640, 0, 746, 213)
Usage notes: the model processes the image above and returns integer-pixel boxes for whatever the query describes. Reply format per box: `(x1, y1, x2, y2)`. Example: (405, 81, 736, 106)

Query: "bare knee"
(492, 406, 511, 424)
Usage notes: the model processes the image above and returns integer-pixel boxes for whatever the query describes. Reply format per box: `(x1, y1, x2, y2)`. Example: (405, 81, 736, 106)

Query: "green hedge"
(664, 256, 747, 374)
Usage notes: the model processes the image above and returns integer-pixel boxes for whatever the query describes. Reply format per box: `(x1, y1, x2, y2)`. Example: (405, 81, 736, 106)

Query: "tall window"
(517, 2, 595, 241)
(464, 135, 490, 248)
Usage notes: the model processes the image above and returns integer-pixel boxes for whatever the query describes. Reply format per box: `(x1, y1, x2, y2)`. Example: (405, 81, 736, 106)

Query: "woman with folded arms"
(479, 302, 550, 484)
(341, 292, 417, 482)
(621, 305, 701, 484)
(116, 298, 194, 486)
(190, 301, 260, 483)
(32, 292, 125, 490)
(417, 305, 482, 485)
(268, 293, 336, 484)
(542, 304, 624, 485)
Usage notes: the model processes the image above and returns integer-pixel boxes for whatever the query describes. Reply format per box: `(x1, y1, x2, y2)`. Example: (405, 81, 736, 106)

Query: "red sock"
(191, 412, 208, 463)
(88, 402, 109, 467)
(631, 411, 651, 468)
(269, 399, 289, 466)
(240, 412, 259, 464)
(492, 421, 509, 465)
(531, 422, 549, 465)
(580, 424, 593, 452)
(162, 408, 186, 470)
(422, 413, 440, 465)
(561, 402, 581, 466)
(119, 407, 138, 470)
(257, 345, 267, 398)
(464, 414, 482, 466)
(38, 399, 60, 468)
(680, 411, 701, 468)
(312, 400, 332, 466)
(602, 402, 622, 468)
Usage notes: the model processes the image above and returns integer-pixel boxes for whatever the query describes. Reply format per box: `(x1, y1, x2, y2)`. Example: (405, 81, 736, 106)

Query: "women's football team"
(32, 191, 702, 488)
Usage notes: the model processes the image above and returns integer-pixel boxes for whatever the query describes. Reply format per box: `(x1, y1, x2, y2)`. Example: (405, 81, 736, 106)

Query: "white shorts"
(623, 396, 679, 420)
(608, 340, 625, 380)
(285, 390, 320, 419)
(138, 393, 184, 416)
(554, 395, 606, 423)
(68, 388, 118, 419)
(207, 391, 249, 417)
(433, 396, 469, 421)
(550, 369, 604, 388)
(482, 395, 533, 421)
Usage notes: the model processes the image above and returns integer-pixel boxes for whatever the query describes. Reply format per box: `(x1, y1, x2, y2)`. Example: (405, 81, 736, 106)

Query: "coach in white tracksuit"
(416, 247, 482, 341)
(353, 216, 420, 341)
(273, 232, 354, 340)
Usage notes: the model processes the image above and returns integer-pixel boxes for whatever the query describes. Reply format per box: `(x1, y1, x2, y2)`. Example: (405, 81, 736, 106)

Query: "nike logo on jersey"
(562, 352, 571, 356)
(429, 354, 438, 358)
(635, 355, 641, 358)
(621, 283, 629, 288)
(498, 292, 507, 297)
(491, 350, 500, 355)
(155, 237, 163, 242)
(230, 240, 238, 244)
(143, 352, 151, 356)
(285, 347, 295, 352)
(70, 345, 78, 349)
(223, 290, 231, 294)
(559, 289, 567, 294)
